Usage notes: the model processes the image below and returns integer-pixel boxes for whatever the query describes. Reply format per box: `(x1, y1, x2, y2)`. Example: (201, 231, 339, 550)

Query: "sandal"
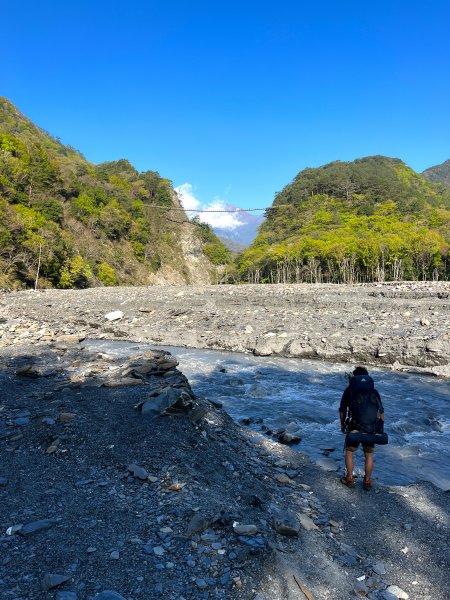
(363, 478, 372, 491)
(340, 475, 355, 488)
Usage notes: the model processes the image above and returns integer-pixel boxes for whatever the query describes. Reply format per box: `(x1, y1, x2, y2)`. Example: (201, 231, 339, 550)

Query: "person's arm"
(339, 389, 350, 432)
(376, 390, 384, 420)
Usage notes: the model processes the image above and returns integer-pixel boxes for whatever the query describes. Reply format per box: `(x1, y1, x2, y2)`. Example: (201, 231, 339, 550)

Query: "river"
(86, 341, 450, 491)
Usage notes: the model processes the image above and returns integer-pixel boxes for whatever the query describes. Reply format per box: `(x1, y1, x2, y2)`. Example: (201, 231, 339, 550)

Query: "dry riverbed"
(0, 283, 449, 600)
(1, 282, 449, 377)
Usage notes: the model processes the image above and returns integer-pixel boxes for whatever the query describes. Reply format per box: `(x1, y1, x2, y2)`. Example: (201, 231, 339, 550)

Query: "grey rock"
(95, 592, 127, 600)
(56, 593, 78, 600)
(201, 533, 219, 542)
(277, 431, 301, 444)
(353, 580, 368, 595)
(42, 573, 70, 590)
(127, 463, 148, 480)
(13, 417, 30, 425)
(272, 510, 300, 537)
(141, 388, 193, 417)
(109, 551, 120, 559)
(105, 311, 124, 321)
(371, 561, 386, 575)
(336, 555, 358, 566)
(195, 578, 208, 589)
(385, 585, 409, 599)
(233, 523, 258, 535)
(142, 543, 153, 554)
(186, 513, 211, 536)
(339, 542, 358, 556)
(379, 592, 399, 600)
(19, 518, 58, 536)
(208, 398, 223, 408)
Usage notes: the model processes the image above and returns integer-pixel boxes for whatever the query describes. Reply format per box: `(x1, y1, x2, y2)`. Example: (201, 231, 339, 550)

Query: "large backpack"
(348, 375, 382, 434)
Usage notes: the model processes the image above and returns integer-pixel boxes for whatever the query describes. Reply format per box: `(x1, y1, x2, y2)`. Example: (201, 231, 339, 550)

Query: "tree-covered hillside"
(0, 98, 230, 289)
(422, 159, 450, 189)
(238, 156, 450, 283)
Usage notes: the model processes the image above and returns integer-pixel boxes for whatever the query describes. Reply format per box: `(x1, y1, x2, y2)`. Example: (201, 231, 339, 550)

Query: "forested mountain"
(422, 159, 450, 188)
(0, 97, 230, 289)
(237, 156, 450, 283)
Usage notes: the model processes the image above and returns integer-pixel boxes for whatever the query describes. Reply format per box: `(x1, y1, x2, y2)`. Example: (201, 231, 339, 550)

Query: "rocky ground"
(0, 283, 449, 600)
(0, 282, 449, 377)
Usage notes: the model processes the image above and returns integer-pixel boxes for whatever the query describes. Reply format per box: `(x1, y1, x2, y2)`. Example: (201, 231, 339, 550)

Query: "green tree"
(95, 261, 119, 286)
(59, 255, 92, 288)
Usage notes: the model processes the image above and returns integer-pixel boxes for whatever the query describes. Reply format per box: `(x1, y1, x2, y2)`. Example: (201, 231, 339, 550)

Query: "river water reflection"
(86, 341, 450, 491)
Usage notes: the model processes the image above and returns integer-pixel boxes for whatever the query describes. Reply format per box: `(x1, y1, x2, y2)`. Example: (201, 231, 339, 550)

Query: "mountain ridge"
(237, 155, 450, 283)
(422, 158, 450, 188)
(0, 97, 230, 289)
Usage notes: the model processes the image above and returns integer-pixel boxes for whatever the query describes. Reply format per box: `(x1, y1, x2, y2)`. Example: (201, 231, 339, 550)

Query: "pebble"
(298, 514, 319, 531)
(233, 524, 258, 535)
(153, 546, 165, 556)
(195, 578, 208, 589)
(13, 417, 30, 426)
(371, 561, 386, 576)
(109, 551, 120, 559)
(105, 311, 124, 321)
(353, 580, 368, 595)
(385, 585, 409, 599)
(56, 593, 78, 600)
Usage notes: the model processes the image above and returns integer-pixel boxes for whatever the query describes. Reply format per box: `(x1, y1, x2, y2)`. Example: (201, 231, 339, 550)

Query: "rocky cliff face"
(147, 190, 216, 285)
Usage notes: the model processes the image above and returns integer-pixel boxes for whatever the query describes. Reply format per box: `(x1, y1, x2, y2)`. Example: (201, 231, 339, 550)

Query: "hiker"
(339, 366, 385, 490)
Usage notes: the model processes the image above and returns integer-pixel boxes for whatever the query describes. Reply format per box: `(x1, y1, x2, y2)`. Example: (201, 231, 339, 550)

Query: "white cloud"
(175, 183, 245, 231)
(199, 200, 245, 230)
(175, 182, 201, 211)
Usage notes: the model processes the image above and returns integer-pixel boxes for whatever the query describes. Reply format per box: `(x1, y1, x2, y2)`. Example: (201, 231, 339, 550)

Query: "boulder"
(141, 388, 193, 417)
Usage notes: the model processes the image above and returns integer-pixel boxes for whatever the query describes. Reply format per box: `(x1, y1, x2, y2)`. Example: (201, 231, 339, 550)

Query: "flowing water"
(85, 341, 450, 491)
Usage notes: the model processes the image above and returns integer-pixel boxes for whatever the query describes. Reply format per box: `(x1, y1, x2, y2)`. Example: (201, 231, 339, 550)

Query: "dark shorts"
(345, 431, 375, 454)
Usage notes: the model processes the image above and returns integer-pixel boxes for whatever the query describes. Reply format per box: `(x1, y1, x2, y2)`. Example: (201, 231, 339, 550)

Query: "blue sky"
(2, 0, 449, 228)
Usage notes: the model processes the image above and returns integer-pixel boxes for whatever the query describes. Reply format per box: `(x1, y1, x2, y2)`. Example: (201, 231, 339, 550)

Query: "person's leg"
(341, 447, 356, 485)
(345, 449, 355, 480)
(364, 452, 374, 479)
(363, 446, 375, 488)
